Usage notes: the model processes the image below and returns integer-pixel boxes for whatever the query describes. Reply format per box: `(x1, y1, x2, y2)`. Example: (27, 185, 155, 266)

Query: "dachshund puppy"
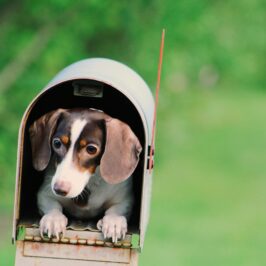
(29, 108, 142, 242)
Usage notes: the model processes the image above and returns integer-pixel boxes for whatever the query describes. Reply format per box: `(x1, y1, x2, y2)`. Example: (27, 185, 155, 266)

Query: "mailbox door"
(15, 228, 138, 266)
(15, 241, 138, 266)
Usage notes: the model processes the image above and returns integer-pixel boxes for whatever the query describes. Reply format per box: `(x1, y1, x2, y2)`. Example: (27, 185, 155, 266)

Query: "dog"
(29, 108, 142, 242)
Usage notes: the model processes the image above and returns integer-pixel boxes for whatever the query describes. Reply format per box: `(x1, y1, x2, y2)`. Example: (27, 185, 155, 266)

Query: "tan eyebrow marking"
(79, 139, 87, 147)
(61, 135, 69, 145)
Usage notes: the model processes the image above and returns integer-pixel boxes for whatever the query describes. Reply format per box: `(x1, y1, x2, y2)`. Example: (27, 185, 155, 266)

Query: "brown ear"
(100, 118, 142, 184)
(29, 109, 66, 171)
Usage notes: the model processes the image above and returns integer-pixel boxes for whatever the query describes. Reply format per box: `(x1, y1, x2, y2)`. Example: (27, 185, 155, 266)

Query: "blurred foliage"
(0, 0, 265, 265)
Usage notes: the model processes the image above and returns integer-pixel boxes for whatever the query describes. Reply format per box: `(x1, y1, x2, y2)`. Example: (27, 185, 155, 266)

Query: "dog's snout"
(53, 181, 70, 196)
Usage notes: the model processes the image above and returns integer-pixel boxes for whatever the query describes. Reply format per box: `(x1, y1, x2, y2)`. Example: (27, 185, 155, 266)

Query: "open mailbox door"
(13, 58, 155, 265)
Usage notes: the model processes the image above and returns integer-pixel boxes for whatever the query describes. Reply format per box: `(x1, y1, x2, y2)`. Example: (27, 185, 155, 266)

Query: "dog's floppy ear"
(29, 109, 66, 171)
(100, 118, 142, 184)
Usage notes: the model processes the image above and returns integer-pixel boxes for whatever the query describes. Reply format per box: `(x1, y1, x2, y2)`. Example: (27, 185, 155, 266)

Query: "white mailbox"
(13, 58, 155, 265)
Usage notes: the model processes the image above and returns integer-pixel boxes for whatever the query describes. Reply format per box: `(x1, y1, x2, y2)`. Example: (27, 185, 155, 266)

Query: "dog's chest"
(57, 180, 116, 219)
(59, 195, 103, 219)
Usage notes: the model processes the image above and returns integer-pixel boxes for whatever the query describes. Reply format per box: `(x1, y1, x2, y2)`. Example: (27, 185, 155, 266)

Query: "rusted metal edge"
(22, 227, 133, 249)
(23, 235, 132, 249)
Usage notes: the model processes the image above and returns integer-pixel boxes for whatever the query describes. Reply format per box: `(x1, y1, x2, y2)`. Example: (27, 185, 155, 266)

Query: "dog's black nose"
(53, 182, 70, 196)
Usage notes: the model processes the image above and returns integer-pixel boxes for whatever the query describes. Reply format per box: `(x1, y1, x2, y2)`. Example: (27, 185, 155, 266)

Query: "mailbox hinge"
(147, 145, 154, 170)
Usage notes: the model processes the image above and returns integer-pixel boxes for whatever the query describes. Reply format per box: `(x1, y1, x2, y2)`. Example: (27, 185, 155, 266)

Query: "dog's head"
(29, 109, 142, 198)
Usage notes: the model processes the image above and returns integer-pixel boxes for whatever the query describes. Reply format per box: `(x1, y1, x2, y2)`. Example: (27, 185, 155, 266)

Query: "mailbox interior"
(17, 79, 146, 237)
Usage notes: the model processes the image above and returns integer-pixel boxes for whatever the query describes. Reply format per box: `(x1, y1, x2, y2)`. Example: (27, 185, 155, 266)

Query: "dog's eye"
(86, 144, 98, 155)
(52, 138, 62, 149)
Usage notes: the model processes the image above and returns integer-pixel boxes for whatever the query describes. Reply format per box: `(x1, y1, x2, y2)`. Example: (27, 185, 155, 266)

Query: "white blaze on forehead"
(70, 119, 87, 147)
(52, 119, 90, 198)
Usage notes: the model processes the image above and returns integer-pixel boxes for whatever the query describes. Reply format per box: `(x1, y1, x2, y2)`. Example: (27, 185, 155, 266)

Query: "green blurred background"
(0, 0, 265, 265)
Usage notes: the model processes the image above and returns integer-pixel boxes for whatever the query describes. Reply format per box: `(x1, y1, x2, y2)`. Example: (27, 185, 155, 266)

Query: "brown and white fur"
(29, 108, 142, 242)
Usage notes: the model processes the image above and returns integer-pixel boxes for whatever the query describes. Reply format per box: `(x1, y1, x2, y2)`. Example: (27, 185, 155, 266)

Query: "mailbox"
(13, 58, 155, 265)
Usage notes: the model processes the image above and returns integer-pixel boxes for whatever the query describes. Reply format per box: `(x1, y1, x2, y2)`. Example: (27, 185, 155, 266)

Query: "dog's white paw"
(39, 210, 68, 239)
(97, 215, 127, 243)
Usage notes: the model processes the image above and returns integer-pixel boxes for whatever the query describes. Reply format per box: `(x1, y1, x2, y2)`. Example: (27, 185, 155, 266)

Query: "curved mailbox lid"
(46, 58, 155, 141)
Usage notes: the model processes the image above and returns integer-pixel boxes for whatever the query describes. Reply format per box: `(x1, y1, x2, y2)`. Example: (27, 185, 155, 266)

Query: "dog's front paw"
(97, 215, 127, 243)
(39, 210, 68, 239)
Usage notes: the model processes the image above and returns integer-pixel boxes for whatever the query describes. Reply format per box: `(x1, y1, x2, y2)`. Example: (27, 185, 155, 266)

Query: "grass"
(139, 88, 266, 266)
